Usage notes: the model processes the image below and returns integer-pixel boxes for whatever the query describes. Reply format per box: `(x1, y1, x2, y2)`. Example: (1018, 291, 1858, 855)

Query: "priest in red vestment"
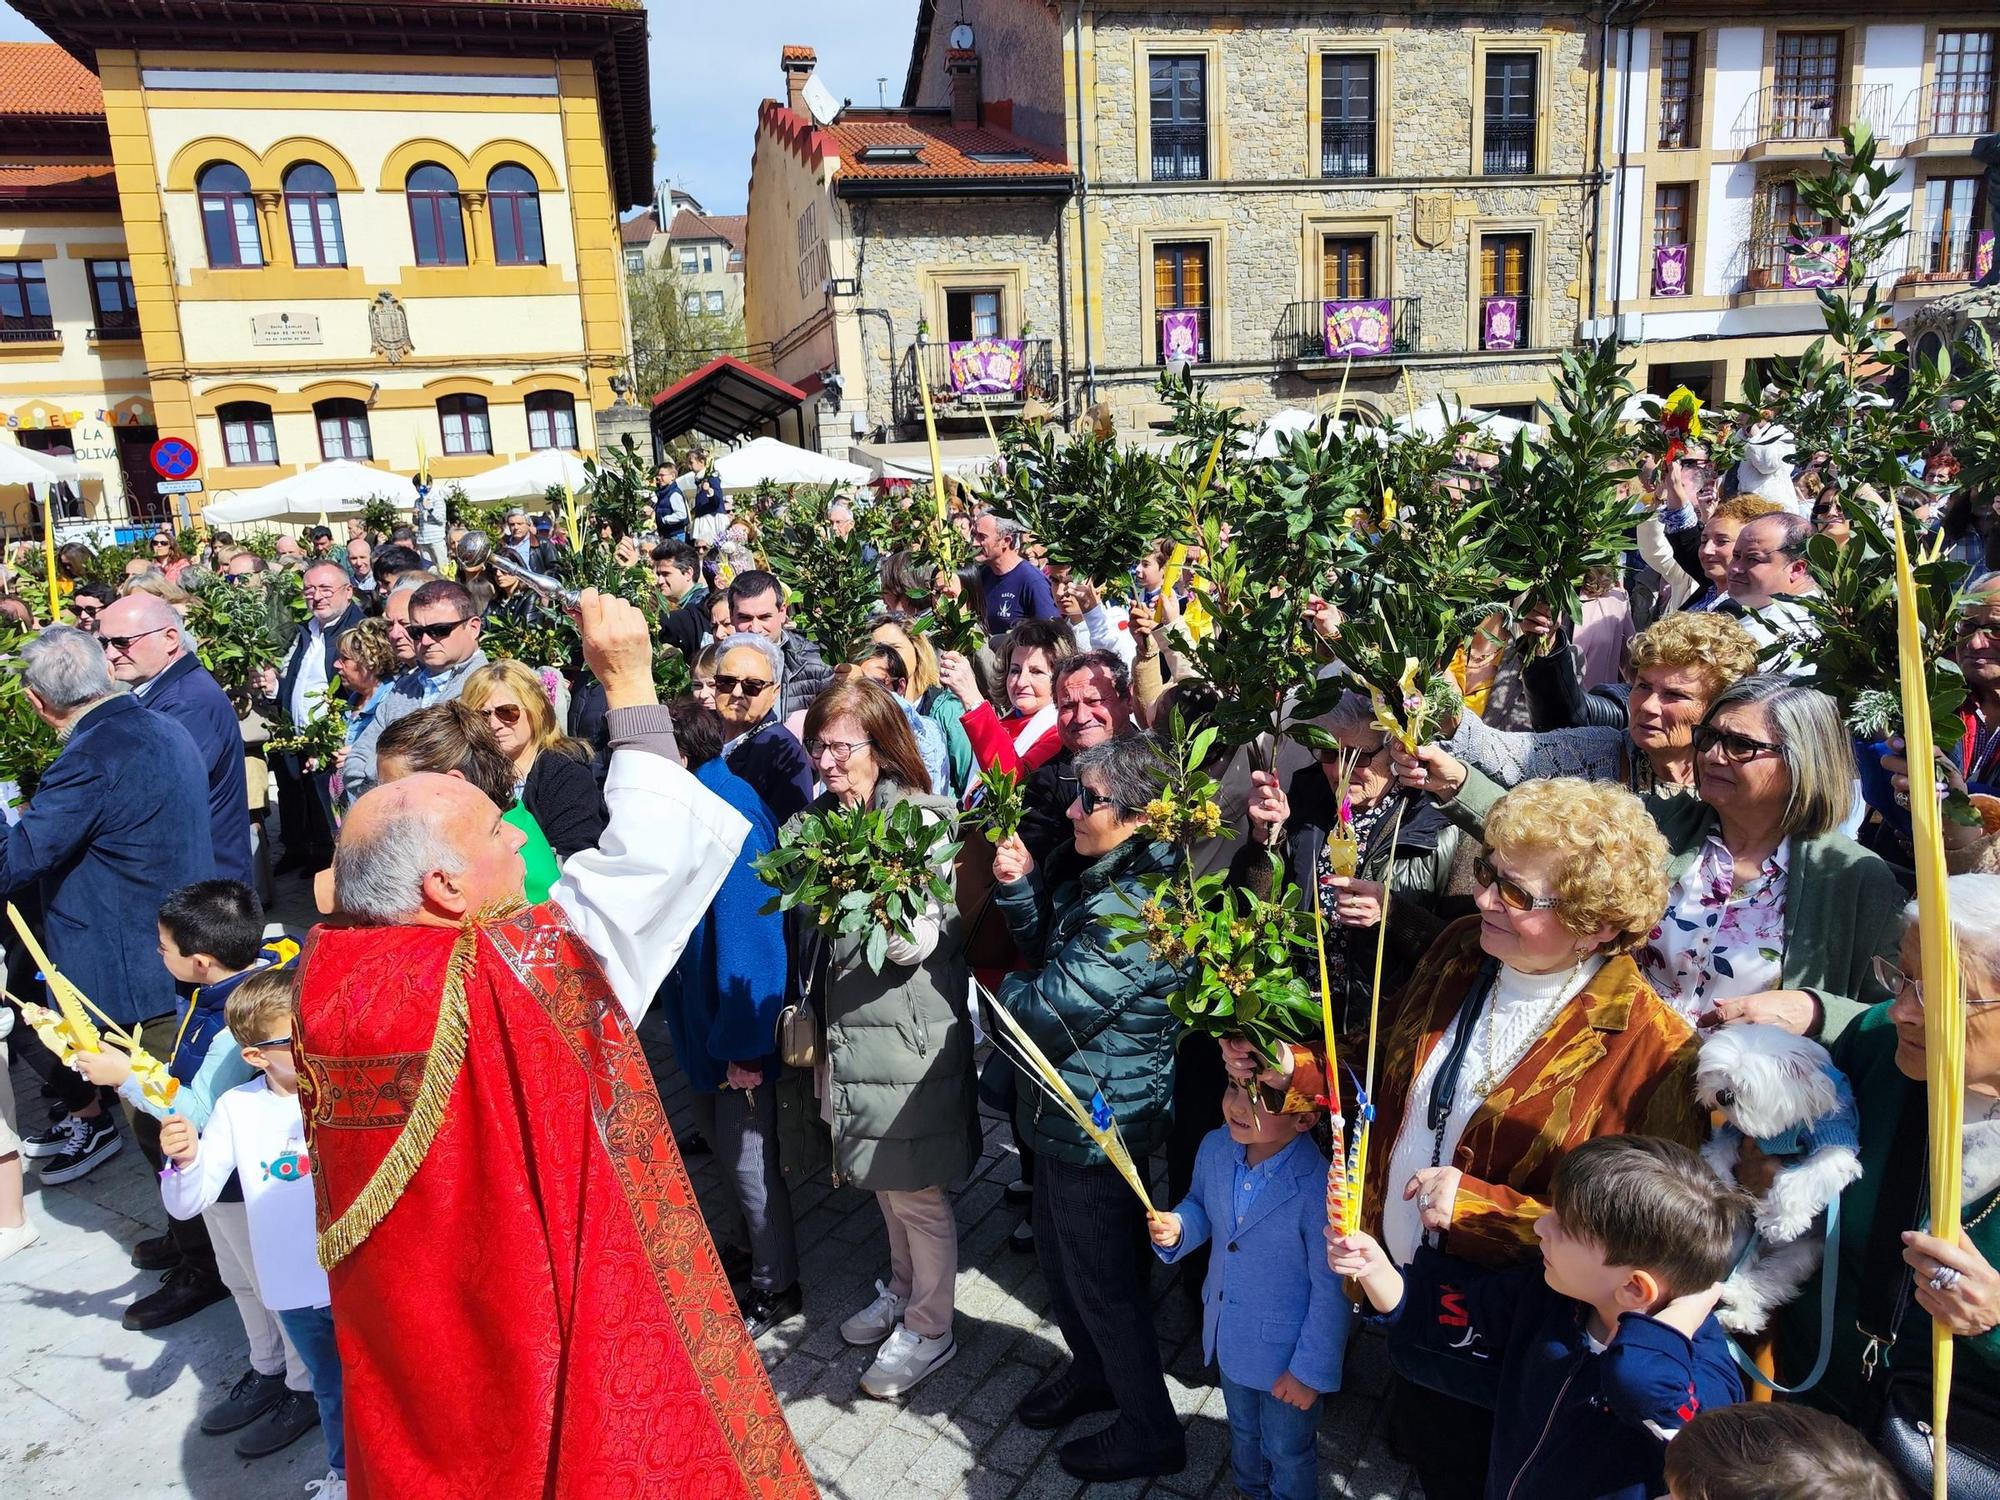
(295, 591, 815, 1500)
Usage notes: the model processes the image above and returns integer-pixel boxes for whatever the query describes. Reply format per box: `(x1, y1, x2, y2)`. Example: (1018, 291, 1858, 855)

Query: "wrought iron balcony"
(89, 320, 140, 341)
(0, 322, 57, 344)
(1272, 297, 1420, 363)
(895, 337, 1054, 429)
(1738, 231, 1851, 293)
(1320, 120, 1376, 179)
(1150, 124, 1208, 182)
(1482, 121, 1536, 174)
(1733, 82, 1892, 154)
(1894, 81, 1998, 148)
(1893, 226, 1986, 287)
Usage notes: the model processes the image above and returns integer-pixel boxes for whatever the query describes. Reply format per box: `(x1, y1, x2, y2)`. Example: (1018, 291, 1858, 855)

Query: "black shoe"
(35, 1113, 121, 1184)
(234, 1388, 321, 1458)
(199, 1368, 288, 1435)
(1016, 1366, 1118, 1430)
(1008, 1218, 1035, 1254)
(717, 1242, 754, 1285)
(1003, 1179, 1033, 1206)
(124, 1262, 229, 1332)
(130, 1233, 181, 1272)
(22, 1109, 85, 1160)
(1056, 1422, 1186, 1483)
(740, 1282, 803, 1338)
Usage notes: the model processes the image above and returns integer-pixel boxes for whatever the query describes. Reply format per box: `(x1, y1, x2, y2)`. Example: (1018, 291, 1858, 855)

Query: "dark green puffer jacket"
(994, 836, 1187, 1167)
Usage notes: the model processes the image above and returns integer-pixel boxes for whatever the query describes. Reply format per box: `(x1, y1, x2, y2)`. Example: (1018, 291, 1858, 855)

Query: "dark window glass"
(488, 164, 544, 266)
(198, 162, 263, 267)
(407, 164, 467, 267)
(1149, 56, 1208, 182)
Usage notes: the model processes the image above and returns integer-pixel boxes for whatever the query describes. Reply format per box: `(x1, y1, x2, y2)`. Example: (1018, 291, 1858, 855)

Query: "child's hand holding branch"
(1147, 1211, 1183, 1250)
(1326, 1229, 1405, 1314)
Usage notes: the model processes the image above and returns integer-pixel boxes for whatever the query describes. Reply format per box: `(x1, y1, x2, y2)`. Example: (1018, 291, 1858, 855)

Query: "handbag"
(1873, 1372, 2000, 1499)
(775, 1002, 818, 1070)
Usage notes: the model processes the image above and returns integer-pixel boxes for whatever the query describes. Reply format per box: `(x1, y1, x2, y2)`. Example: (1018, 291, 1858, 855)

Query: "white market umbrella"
(453, 447, 594, 506)
(1247, 408, 1324, 458)
(0, 443, 81, 486)
(204, 459, 393, 525)
(1394, 396, 1542, 445)
(713, 436, 869, 490)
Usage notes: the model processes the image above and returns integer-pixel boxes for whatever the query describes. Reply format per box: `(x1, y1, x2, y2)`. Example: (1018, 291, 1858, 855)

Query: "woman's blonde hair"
(120, 572, 191, 610)
(1626, 612, 1759, 698)
(462, 659, 590, 762)
(334, 618, 397, 685)
(869, 610, 941, 694)
(1484, 777, 1671, 951)
(1711, 494, 1783, 527)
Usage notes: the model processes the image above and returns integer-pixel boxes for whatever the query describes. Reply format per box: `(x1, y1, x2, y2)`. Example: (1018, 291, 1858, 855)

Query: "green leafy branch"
(755, 798, 961, 974)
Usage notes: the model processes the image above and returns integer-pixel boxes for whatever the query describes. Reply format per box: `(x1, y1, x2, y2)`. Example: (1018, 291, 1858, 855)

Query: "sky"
(0, 0, 921, 214)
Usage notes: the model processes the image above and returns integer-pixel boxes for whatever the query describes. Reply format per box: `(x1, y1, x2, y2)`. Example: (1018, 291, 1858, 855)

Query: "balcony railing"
(1740, 231, 1850, 292)
(0, 322, 57, 344)
(1477, 294, 1532, 351)
(1482, 121, 1536, 174)
(1150, 123, 1208, 182)
(894, 337, 1054, 428)
(1321, 119, 1376, 178)
(89, 320, 140, 341)
(1273, 297, 1420, 363)
(1894, 80, 1998, 144)
(1733, 81, 1892, 151)
(1895, 226, 1986, 284)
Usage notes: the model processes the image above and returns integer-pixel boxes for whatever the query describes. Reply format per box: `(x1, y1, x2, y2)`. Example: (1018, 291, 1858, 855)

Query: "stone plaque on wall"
(250, 311, 322, 347)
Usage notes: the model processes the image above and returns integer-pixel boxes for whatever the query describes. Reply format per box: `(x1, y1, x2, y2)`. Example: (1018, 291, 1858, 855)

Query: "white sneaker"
(304, 1470, 346, 1499)
(0, 1218, 39, 1263)
(859, 1323, 956, 1399)
(839, 1279, 908, 1346)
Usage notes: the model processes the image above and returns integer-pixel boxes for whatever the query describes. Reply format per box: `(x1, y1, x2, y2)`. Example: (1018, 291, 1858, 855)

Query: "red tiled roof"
(782, 44, 817, 63)
(620, 210, 657, 245)
(0, 42, 103, 117)
(667, 208, 747, 254)
(0, 163, 118, 207)
(824, 111, 1069, 183)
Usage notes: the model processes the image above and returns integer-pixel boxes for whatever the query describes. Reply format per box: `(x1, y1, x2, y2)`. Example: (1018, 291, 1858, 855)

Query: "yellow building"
(0, 0, 651, 528)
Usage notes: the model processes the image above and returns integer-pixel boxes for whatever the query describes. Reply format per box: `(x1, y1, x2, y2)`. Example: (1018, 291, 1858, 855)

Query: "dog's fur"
(1696, 1024, 1864, 1334)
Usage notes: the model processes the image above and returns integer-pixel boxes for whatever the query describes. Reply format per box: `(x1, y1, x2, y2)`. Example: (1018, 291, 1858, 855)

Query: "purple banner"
(1980, 230, 1995, 283)
(1783, 233, 1850, 289)
(1481, 297, 1521, 351)
(947, 338, 1026, 397)
(1653, 243, 1690, 298)
(1321, 298, 1394, 357)
(1160, 309, 1203, 365)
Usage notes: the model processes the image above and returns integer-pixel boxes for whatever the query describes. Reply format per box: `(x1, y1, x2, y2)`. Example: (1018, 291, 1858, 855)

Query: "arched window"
(488, 164, 545, 266)
(283, 163, 345, 268)
(525, 391, 577, 450)
(407, 164, 467, 267)
(315, 398, 372, 461)
(438, 394, 491, 455)
(218, 402, 278, 466)
(197, 163, 263, 268)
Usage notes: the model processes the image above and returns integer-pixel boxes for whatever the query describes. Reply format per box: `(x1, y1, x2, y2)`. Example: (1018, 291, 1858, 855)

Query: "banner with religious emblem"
(1652, 244, 1690, 298)
(1160, 310, 1203, 366)
(1321, 299, 1394, 357)
(1481, 297, 1521, 351)
(946, 338, 1027, 397)
(1783, 233, 1850, 290)
(1979, 230, 1995, 283)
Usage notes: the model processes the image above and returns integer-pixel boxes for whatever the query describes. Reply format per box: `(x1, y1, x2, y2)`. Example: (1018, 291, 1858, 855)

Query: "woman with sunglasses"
(150, 531, 192, 584)
(714, 632, 814, 825)
(461, 660, 606, 859)
(1810, 497, 1852, 547)
(795, 678, 976, 1401)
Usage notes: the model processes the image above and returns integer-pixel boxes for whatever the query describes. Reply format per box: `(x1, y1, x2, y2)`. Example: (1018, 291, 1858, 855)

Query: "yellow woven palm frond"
(1892, 506, 1964, 1500)
(9, 902, 97, 1052)
(1312, 878, 1350, 1236)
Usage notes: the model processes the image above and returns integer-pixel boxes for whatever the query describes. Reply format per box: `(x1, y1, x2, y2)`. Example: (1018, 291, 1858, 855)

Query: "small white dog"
(1696, 1023, 1864, 1334)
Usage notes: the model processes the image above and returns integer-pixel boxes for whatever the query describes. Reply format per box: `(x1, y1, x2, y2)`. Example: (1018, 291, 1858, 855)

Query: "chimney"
(782, 45, 817, 116)
(946, 48, 980, 127)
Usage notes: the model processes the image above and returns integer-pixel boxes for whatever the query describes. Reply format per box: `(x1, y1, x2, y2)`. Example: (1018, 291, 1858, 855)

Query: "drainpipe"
(1610, 14, 1639, 335)
(1055, 205, 1074, 421)
(1072, 3, 1097, 406)
(854, 306, 899, 432)
(1588, 1, 1647, 338)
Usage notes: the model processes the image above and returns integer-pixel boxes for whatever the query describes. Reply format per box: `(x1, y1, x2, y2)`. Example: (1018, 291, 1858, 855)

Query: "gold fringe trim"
(317, 921, 481, 1270)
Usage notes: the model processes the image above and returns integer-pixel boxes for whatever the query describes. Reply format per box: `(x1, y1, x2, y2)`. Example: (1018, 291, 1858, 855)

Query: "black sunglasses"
(408, 617, 474, 643)
(100, 625, 171, 654)
(712, 674, 774, 697)
(1077, 784, 1128, 817)
(1692, 723, 1783, 763)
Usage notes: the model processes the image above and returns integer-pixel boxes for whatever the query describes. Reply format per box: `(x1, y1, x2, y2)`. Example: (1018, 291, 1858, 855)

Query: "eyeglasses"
(479, 703, 523, 728)
(248, 1036, 292, 1051)
(302, 584, 347, 598)
(1077, 784, 1128, 818)
(408, 617, 474, 643)
(1472, 852, 1560, 912)
(805, 737, 870, 763)
(151, 538, 171, 549)
(1872, 955, 1999, 1010)
(1318, 740, 1387, 763)
(99, 625, 170, 655)
(1692, 723, 1783, 763)
(712, 674, 774, 698)
(70, 602, 102, 618)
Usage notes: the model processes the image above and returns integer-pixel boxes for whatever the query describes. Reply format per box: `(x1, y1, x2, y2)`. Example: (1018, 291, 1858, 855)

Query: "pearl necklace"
(1471, 959, 1588, 1099)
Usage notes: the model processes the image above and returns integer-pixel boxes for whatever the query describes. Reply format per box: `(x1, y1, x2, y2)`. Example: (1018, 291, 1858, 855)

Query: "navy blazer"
(277, 601, 363, 719)
(1156, 1127, 1352, 1394)
(0, 695, 215, 1027)
(141, 653, 252, 886)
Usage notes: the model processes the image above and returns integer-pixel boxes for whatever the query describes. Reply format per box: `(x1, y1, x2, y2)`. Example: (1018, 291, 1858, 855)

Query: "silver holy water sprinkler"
(452, 529, 581, 611)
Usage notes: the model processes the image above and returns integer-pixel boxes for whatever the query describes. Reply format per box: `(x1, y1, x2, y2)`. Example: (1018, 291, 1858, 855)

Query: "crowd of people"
(0, 412, 1993, 1500)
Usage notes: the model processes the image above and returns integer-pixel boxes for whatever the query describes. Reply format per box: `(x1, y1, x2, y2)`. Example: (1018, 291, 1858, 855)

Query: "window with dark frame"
(1756, 177, 1832, 280)
(315, 398, 372, 461)
(282, 162, 345, 268)
(1321, 55, 1376, 178)
(1659, 33, 1699, 149)
(1935, 32, 1997, 135)
(219, 402, 278, 466)
(1925, 177, 1987, 275)
(438, 394, 492, 455)
(86, 258, 137, 333)
(945, 287, 1003, 341)
(1653, 184, 1690, 250)
(0, 261, 53, 340)
(1484, 54, 1538, 173)
(1479, 232, 1532, 349)
(197, 162, 263, 268)
(1772, 33, 1842, 140)
(526, 391, 578, 451)
(1152, 241, 1209, 363)
(407, 163, 467, 267)
(1321, 236, 1373, 301)
(1149, 56, 1209, 182)
(488, 164, 545, 266)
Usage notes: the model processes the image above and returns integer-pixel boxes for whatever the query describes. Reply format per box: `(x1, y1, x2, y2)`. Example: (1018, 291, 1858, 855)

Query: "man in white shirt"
(1724, 512, 1819, 676)
(262, 563, 365, 872)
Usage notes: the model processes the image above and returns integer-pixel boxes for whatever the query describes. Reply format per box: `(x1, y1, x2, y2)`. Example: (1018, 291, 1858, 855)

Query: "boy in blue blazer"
(1149, 1081, 1349, 1500)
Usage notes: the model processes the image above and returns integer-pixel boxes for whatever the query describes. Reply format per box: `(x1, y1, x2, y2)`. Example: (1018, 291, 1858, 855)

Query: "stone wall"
(908, 0, 1069, 150)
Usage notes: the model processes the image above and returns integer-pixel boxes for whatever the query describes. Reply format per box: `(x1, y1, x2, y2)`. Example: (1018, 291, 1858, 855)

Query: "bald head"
(98, 592, 184, 685)
(335, 772, 526, 923)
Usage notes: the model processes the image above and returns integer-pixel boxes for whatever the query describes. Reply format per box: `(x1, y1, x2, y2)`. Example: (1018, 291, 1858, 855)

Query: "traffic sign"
(154, 478, 204, 495)
(150, 437, 199, 481)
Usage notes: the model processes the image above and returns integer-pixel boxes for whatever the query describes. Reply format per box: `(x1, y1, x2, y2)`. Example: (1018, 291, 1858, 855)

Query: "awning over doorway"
(651, 356, 808, 445)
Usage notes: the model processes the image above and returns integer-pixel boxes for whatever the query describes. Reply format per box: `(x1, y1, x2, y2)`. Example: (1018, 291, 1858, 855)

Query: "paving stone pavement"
(0, 887, 1421, 1500)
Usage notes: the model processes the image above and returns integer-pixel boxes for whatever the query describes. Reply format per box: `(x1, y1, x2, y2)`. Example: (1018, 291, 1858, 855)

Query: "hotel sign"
(250, 311, 323, 347)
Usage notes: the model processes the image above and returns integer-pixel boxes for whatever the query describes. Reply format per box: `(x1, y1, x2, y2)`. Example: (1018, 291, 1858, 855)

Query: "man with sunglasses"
(373, 579, 488, 737)
(97, 593, 253, 888)
(264, 563, 364, 876)
(714, 632, 814, 824)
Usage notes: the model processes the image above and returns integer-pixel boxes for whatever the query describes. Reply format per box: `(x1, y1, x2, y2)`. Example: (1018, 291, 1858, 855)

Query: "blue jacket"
(657, 758, 787, 1092)
(0, 695, 214, 1027)
(726, 720, 815, 826)
(1156, 1127, 1351, 1394)
(1381, 1249, 1743, 1500)
(141, 653, 251, 886)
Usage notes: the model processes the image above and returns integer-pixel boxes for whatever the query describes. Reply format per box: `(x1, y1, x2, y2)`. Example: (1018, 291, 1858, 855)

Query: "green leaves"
(0, 629, 59, 797)
(756, 484, 885, 665)
(972, 766, 1025, 843)
(265, 685, 349, 763)
(581, 443, 654, 542)
(184, 570, 298, 708)
(360, 496, 404, 539)
(986, 421, 1177, 594)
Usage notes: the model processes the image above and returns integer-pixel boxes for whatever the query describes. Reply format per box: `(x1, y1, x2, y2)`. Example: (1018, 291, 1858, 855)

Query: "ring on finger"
(1930, 1265, 1964, 1294)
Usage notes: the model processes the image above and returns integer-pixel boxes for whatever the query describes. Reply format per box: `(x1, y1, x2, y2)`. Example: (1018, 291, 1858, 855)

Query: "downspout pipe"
(1072, 3, 1097, 407)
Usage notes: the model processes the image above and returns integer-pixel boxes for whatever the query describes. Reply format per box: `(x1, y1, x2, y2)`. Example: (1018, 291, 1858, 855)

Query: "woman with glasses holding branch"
(461, 660, 606, 859)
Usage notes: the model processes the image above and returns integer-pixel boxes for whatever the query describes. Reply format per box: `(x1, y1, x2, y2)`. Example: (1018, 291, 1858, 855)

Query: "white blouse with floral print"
(1639, 835, 1789, 1022)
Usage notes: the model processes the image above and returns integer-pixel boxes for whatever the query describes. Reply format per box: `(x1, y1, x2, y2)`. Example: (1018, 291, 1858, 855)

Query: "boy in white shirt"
(162, 967, 346, 1499)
